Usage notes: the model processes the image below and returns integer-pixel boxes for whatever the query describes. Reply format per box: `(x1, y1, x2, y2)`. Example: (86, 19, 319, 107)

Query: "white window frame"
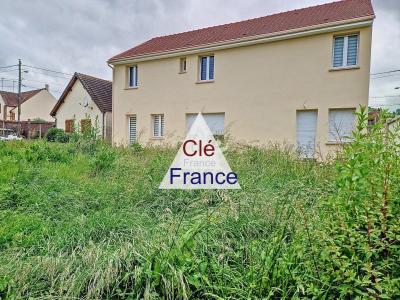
(199, 55, 214, 81)
(128, 115, 137, 144)
(152, 114, 164, 138)
(332, 34, 359, 68)
(180, 57, 187, 73)
(328, 108, 356, 143)
(128, 65, 138, 88)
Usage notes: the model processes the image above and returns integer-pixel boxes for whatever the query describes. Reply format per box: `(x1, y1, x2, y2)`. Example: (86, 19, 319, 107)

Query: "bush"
(305, 107, 400, 298)
(45, 128, 69, 143)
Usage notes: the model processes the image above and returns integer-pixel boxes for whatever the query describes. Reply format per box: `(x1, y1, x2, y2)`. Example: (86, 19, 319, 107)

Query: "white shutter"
(153, 114, 164, 137)
(186, 113, 224, 135)
(329, 109, 355, 142)
(296, 111, 318, 158)
(128, 115, 137, 144)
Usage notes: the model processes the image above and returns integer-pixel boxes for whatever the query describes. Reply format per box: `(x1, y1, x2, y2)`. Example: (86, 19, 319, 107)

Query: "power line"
(0, 68, 18, 73)
(369, 95, 400, 99)
(22, 64, 73, 76)
(370, 69, 400, 76)
(24, 69, 71, 80)
(0, 64, 18, 69)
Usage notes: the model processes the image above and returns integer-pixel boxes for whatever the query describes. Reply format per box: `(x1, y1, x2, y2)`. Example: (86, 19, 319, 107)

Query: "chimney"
(45, 84, 49, 91)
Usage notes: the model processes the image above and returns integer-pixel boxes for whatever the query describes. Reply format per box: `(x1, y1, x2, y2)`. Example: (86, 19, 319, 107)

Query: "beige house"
(51, 73, 112, 140)
(108, 0, 374, 158)
(0, 87, 56, 122)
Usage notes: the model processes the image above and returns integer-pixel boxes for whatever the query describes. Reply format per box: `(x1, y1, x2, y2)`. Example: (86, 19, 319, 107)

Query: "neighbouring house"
(368, 109, 381, 126)
(0, 87, 56, 122)
(108, 0, 374, 158)
(50, 73, 112, 141)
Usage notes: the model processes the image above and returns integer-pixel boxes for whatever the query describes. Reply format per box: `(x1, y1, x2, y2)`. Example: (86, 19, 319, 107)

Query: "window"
(332, 34, 359, 68)
(80, 119, 91, 133)
(199, 55, 214, 81)
(65, 119, 74, 133)
(180, 58, 187, 73)
(9, 112, 15, 121)
(329, 109, 356, 142)
(128, 115, 137, 144)
(296, 110, 318, 158)
(152, 114, 164, 138)
(186, 113, 224, 136)
(128, 66, 138, 87)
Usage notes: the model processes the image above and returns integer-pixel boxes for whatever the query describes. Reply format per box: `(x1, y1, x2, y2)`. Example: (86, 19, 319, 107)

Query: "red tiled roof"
(51, 73, 112, 116)
(0, 89, 44, 107)
(109, 0, 374, 62)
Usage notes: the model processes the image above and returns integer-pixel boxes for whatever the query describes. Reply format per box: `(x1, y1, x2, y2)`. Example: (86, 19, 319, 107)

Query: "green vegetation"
(0, 109, 399, 299)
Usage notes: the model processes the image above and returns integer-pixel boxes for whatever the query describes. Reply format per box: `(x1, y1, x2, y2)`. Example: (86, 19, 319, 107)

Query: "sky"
(0, 0, 399, 111)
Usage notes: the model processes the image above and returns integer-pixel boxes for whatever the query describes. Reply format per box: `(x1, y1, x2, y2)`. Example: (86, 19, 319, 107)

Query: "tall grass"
(0, 111, 399, 299)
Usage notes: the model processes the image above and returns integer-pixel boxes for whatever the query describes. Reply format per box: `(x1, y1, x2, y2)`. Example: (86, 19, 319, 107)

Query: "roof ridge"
(75, 72, 111, 83)
(109, 0, 374, 62)
(0, 88, 45, 95)
(148, 0, 368, 40)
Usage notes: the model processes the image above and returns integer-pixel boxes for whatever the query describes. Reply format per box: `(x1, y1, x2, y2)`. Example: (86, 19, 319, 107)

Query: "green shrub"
(45, 128, 69, 143)
(89, 146, 117, 175)
(304, 107, 400, 298)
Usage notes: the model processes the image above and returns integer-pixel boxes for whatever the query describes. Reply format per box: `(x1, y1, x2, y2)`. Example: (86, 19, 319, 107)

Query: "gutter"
(109, 16, 375, 65)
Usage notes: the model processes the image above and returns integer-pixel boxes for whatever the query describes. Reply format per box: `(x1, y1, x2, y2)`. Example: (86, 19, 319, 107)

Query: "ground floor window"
(80, 119, 91, 133)
(128, 115, 137, 144)
(328, 108, 356, 142)
(9, 112, 15, 121)
(65, 119, 74, 133)
(186, 113, 225, 136)
(152, 114, 164, 138)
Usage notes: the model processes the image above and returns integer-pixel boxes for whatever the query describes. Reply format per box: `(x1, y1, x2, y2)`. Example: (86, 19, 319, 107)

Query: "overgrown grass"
(0, 110, 399, 299)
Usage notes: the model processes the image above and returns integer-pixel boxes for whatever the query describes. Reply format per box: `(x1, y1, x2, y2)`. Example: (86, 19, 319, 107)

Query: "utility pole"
(17, 59, 22, 136)
(1, 78, 4, 90)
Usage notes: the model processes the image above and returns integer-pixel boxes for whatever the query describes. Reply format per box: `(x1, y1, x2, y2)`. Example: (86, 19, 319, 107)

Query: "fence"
(0, 120, 55, 139)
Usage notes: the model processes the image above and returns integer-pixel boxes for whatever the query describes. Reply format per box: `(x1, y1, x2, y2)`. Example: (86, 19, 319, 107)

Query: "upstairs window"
(180, 58, 187, 73)
(128, 65, 138, 87)
(332, 35, 359, 68)
(152, 114, 164, 138)
(199, 55, 214, 81)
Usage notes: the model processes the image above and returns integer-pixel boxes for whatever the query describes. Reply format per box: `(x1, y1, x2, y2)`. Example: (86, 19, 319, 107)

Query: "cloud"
(0, 0, 399, 109)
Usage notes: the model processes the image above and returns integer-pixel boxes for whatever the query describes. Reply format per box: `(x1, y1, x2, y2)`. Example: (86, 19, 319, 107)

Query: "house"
(0, 87, 56, 122)
(368, 109, 381, 126)
(50, 73, 112, 140)
(108, 0, 374, 158)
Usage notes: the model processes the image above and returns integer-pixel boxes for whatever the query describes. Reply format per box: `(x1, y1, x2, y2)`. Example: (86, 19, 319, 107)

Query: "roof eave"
(108, 16, 374, 65)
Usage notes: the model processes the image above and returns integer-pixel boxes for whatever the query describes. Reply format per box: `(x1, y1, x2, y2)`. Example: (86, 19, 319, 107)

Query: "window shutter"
(209, 56, 214, 80)
(153, 115, 160, 137)
(186, 113, 224, 135)
(346, 35, 358, 66)
(129, 115, 137, 144)
(333, 37, 344, 67)
(160, 115, 164, 137)
(329, 109, 356, 142)
(201, 57, 207, 80)
(65, 120, 71, 133)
